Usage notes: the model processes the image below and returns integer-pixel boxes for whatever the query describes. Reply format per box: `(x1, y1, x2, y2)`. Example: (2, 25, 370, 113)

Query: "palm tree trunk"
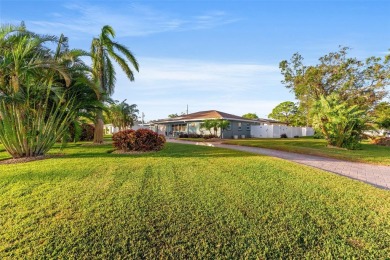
(93, 110, 104, 143)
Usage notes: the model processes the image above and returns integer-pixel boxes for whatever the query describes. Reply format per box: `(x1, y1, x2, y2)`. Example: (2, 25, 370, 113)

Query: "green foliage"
(168, 113, 179, 118)
(311, 94, 368, 149)
(91, 25, 139, 143)
(372, 102, 390, 129)
(242, 113, 259, 119)
(200, 119, 219, 135)
(268, 101, 302, 126)
(107, 100, 138, 130)
(0, 142, 389, 258)
(68, 123, 95, 142)
(112, 129, 165, 152)
(280, 47, 390, 124)
(200, 119, 230, 137)
(0, 23, 90, 158)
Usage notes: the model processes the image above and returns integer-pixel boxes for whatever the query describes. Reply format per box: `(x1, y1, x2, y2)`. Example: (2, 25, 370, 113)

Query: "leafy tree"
(200, 119, 218, 135)
(372, 102, 390, 129)
(200, 119, 229, 137)
(311, 94, 368, 149)
(280, 47, 390, 124)
(268, 101, 299, 126)
(0, 24, 90, 158)
(107, 100, 139, 130)
(168, 113, 179, 118)
(91, 25, 139, 143)
(242, 113, 259, 119)
(217, 119, 230, 138)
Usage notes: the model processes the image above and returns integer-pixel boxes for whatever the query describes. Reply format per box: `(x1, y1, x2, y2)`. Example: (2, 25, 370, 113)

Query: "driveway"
(167, 139, 390, 190)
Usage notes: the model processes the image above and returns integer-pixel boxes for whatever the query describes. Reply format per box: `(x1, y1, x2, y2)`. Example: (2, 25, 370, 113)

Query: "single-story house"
(150, 110, 263, 139)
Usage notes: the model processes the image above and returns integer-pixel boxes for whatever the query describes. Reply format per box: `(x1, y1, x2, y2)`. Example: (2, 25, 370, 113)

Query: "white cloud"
(23, 2, 239, 38)
(112, 57, 295, 121)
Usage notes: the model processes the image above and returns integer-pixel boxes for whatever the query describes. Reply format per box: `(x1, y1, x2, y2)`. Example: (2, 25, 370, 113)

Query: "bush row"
(178, 133, 219, 139)
(113, 129, 166, 152)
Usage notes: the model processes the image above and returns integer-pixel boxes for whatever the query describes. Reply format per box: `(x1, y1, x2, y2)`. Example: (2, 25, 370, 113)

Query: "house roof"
(152, 110, 259, 123)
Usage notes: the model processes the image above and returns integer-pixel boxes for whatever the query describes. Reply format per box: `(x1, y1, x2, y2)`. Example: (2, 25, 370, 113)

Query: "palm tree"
(0, 24, 87, 158)
(107, 100, 139, 131)
(91, 25, 139, 143)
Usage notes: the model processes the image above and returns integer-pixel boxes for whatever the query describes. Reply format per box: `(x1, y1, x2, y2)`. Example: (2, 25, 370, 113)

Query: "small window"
(238, 122, 242, 131)
(227, 122, 231, 130)
(246, 123, 250, 131)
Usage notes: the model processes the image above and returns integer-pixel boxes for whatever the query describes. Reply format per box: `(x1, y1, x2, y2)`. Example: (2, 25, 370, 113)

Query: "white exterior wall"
(104, 123, 150, 134)
(251, 125, 314, 138)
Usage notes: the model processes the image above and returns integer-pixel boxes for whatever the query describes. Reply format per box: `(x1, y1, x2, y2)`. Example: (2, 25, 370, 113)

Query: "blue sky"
(1, 0, 389, 121)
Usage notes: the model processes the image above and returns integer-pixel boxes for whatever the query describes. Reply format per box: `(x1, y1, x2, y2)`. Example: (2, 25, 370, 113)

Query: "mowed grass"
(223, 137, 390, 166)
(0, 142, 389, 258)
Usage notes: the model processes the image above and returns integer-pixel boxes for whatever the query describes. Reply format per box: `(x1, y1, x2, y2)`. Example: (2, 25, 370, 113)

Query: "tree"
(0, 24, 90, 158)
(91, 25, 139, 143)
(311, 94, 368, 149)
(168, 113, 179, 118)
(107, 100, 139, 130)
(268, 101, 298, 126)
(372, 102, 390, 129)
(280, 47, 390, 124)
(242, 113, 259, 119)
(279, 47, 390, 144)
(200, 119, 218, 135)
(217, 119, 230, 138)
(200, 119, 229, 137)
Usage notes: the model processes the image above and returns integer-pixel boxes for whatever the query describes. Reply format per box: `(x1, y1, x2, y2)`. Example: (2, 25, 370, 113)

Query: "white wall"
(104, 123, 150, 134)
(250, 125, 314, 138)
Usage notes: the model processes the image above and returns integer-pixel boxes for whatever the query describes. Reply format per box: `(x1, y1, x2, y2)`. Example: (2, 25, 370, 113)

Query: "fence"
(250, 125, 314, 138)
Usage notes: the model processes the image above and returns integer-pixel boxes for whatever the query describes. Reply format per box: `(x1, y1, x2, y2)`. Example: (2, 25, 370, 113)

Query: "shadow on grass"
(50, 142, 255, 160)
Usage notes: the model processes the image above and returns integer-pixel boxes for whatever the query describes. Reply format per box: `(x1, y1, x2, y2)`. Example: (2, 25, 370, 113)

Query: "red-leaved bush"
(112, 129, 166, 152)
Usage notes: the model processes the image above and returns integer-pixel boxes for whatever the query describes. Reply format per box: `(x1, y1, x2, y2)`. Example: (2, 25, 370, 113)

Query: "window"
(246, 123, 250, 131)
(238, 122, 242, 131)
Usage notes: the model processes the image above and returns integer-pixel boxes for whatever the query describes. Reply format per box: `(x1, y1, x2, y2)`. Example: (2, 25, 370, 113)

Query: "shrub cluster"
(113, 129, 166, 152)
(178, 133, 218, 139)
(280, 133, 288, 138)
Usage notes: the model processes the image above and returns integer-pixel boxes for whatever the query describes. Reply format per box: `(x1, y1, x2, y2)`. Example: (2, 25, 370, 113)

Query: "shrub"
(68, 123, 95, 142)
(80, 124, 95, 141)
(203, 134, 218, 139)
(313, 131, 324, 139)
(280, 133, 288, 138)
(113, 129, 165, 152)
(179, 133, 188, 138)
(294, 135, 300, 138)
(371, 137, 390, 146)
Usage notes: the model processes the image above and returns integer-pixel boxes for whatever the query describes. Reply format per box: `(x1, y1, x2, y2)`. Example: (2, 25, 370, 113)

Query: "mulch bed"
(0, 154, 63, 165)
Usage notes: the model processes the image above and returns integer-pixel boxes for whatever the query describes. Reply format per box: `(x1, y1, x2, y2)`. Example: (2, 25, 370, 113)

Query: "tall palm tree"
(91, 25, 139, 143)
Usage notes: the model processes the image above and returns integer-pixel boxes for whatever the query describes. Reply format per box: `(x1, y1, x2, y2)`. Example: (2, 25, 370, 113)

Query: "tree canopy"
(279, 47, 390, 148)
(242, 113, 259, 119)
(268, 102, 300, 126)
(280, 47, 390, 123)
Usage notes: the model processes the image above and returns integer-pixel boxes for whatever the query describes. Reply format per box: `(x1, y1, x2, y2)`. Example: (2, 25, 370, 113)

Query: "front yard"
(0, 142, 389, 258)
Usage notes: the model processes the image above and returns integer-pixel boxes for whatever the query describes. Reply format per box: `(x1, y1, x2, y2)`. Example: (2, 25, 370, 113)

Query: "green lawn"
(223, 137, 390, 166)
(0, 142, 389, 258)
